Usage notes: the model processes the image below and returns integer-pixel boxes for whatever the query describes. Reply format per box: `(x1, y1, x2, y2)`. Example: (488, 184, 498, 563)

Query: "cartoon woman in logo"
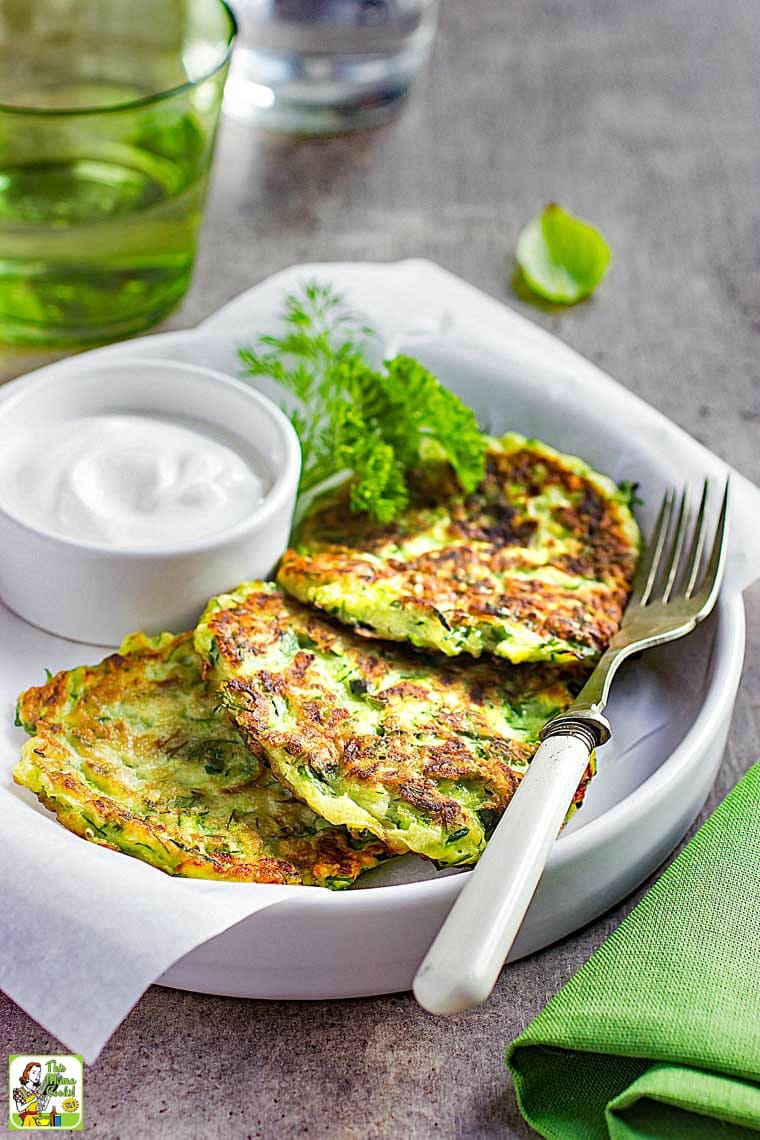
(12, 1061, 52, 1128)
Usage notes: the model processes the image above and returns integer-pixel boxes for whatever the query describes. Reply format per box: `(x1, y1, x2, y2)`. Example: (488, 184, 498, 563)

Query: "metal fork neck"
(538, 708, 612, 748)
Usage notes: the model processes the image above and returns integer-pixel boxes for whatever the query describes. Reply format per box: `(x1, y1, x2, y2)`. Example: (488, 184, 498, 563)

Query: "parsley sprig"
(240, 282, 486, 523)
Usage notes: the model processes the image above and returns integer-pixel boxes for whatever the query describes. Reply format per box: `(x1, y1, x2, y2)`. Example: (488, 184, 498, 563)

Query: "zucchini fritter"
(195, 582, 592, 866)
(279, 433, 640, 665)
(14, 631, 388, 887)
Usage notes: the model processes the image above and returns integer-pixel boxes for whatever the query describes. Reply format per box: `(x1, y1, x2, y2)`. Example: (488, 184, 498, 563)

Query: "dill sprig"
(240, 281, 486, 523)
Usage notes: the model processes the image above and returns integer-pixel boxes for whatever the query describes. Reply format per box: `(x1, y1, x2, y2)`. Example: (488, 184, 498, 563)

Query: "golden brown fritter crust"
(195, 582, 593, 865)
(14, 632, 388, 887)
(279, 434, 640, 665)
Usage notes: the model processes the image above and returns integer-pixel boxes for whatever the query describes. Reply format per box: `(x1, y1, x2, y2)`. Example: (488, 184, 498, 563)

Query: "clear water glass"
(0, 0, 236, 347)
(224, 0, 439, 134)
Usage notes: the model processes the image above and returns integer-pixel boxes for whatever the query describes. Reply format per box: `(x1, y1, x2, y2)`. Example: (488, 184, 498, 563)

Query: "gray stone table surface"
(2, 0, 760, 1136)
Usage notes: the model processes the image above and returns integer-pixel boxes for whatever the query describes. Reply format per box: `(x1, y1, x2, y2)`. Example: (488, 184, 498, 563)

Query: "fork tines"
(633, 478, 729, 612)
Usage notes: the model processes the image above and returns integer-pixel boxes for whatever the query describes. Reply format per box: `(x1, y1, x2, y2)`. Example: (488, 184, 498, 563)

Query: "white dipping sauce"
(0, 414, 268, 547)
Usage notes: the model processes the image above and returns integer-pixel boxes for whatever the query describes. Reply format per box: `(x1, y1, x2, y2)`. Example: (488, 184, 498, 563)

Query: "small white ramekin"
(0, 357, 300, 645)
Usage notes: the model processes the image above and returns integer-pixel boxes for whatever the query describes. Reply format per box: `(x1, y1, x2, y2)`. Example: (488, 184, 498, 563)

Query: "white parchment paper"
(2, 260, 760, 1063)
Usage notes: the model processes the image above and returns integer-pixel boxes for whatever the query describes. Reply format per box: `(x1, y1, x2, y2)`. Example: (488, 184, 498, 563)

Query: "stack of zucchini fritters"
(14, 433, 639, 888)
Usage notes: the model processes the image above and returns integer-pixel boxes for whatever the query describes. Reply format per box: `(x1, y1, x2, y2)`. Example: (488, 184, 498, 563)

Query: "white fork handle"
(413, 730, 593, 1015)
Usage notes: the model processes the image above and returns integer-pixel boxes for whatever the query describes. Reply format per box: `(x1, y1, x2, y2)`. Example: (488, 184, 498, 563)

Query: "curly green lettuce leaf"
(376, 355, 486, 496)
(515, 203, 611, 304)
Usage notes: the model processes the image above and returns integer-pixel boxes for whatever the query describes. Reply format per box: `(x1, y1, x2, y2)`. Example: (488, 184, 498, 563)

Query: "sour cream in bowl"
(1, 414, 268, 549)
(0, 358, 300, 644)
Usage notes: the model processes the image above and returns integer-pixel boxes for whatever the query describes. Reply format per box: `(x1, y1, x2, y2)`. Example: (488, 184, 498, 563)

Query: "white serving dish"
(159, 342, 746, 998)
(160, 590, 743, 997)
(2, 261, 757, 1012)
(0, 357, 300, 645)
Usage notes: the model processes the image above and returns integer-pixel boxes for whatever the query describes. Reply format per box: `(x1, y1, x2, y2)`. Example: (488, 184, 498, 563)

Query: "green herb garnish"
(618, 480, 643, 509)
(515, 203, 611, 304)
(240, 282, 486, 523)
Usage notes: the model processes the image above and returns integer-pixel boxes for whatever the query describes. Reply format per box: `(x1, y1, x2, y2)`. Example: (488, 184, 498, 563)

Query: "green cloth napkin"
(507, 760, 760, 1138)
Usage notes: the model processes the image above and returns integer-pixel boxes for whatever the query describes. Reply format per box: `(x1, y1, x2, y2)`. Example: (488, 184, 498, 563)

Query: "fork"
(413, 479, 730, 1015)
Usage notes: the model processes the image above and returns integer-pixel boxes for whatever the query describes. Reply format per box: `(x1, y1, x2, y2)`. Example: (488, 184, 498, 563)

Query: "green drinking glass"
(0, 0, 236, 346)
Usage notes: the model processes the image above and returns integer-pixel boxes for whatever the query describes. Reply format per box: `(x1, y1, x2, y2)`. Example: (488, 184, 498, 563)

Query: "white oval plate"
(2, 261, 757, 1002)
